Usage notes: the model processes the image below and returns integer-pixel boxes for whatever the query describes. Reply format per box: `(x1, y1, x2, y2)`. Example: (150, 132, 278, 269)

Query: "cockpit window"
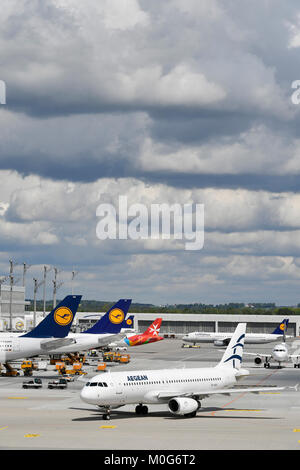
(86, 382, 90, 386)
(90, 382, 98, 386)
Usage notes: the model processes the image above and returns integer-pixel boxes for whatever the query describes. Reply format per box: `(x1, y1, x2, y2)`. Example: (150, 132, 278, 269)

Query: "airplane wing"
(97, 333, 126, 346)
(289, 354, 300, 362)
(243, 352, 272, 359)
(157, 385, 285, 400)
(40, 337, 77, 350)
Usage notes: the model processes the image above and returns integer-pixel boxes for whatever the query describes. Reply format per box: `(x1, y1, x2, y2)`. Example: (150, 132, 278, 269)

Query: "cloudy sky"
(2, 0, 300, 305)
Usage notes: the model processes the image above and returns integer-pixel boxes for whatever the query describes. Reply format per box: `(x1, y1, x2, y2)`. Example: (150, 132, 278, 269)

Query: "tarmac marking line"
(211, 369, 279, 416)
(223, 409, 262, 412)
(24, 434, 40, 438)
(0, 426, 8, 431)
(7, 397, 27, 399)
(100, 425, 117, 429)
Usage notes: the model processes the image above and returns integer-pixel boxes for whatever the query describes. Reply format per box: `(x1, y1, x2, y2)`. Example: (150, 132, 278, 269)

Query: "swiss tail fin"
(143, 318, 162, 336)
(272, 319, 289, 335)
(21, 295, 82, 338)
(83, 299, 132, 334)
(216, 323, 246, 370)
(121, 315, 134, 329)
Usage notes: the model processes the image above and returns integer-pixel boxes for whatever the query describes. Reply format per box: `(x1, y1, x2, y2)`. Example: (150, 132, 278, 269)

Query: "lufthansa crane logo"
(54, 307, 73, 326)
(280, 323, 285, 331)
(126, 318, 133, 326)
(109, 308, 125, 324)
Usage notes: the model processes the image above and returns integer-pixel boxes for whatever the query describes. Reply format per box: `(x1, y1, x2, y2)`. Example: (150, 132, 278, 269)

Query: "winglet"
(121, 315, 134, 329)
(82, 299, 132, 334)
(21, 295, 82, 338)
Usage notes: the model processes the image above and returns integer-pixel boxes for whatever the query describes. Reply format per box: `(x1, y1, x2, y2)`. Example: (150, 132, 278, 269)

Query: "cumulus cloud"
(1, 1, 300, 304)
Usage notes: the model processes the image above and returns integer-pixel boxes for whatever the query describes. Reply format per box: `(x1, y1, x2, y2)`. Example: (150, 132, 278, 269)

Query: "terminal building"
(0, 285, 30, 331)
(73, 311, 300, 338)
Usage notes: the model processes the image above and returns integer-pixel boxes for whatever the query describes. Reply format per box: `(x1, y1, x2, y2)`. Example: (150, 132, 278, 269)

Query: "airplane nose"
(80, 386, 91, 404)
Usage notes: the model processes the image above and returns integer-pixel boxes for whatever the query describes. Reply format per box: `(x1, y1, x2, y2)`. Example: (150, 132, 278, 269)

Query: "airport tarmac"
(0, 338, 300, 450)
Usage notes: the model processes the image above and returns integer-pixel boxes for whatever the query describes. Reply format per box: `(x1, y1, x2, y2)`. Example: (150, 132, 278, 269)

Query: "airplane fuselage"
(0, 332, 119, 362)
(182, 332, 291, 345)
(0, 334, 50, 362)
(80, 366, 238, 408)
(124, 334, 164, 346)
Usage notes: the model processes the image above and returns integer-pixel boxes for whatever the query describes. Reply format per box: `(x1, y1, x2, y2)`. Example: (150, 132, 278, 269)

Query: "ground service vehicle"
(22, 378, 42, 389)
(48, 378, 68, 389)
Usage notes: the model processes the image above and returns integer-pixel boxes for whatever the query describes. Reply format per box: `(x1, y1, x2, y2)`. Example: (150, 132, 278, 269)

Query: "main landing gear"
(135, 404, 148, 415)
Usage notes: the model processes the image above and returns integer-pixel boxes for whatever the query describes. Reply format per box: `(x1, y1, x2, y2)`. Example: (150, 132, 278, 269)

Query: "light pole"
(22, 263, 31, 289)
(33, 277, 44, 329)
(71, 268, 79, 296)
(52, 268, 64, 308)
(42, 265, 52, 318)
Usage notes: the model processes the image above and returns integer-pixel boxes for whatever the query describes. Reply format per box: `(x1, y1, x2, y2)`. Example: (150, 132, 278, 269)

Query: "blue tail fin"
(121, 315, 134, 329)
(83, 299, 132, 334)
(272, 319, 289, 335)
(22, 295, 82, 338)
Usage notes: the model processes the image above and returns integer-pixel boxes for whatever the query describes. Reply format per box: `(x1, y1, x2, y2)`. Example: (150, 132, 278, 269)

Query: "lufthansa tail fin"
(83, 299, 132, 334)
(143, 318, 162, 336)
(121, 315, 134, 329)
(21, 295, 82, 338)
(216, 323, 246, 370)
(272, 319, 289, 335)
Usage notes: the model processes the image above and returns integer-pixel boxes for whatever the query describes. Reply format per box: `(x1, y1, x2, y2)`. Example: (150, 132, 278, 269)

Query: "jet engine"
(254, 356, 262, 365)
(168, 397, 199, 416)
(213, 338, 230, 347)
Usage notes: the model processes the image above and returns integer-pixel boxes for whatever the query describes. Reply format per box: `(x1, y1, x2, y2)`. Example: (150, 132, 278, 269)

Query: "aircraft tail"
(216, 323, 246, 370)
(83, 299, 132, 334)
(272, 319, 289, 335)
(143, 318, 162, 336)
(121, 315, 134, 329)
(21, 295, 82, 338)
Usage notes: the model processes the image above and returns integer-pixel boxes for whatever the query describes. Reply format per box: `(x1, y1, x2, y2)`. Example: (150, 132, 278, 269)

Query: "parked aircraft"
(82, 313, 135, 333)
(182, 319, 291, 347)
(246, 342, 300, 368)
(80, 323, 285, 420)
(0, 295, 82, 369)
(109, 318, 163, 349)
(46, 299, 132, 354)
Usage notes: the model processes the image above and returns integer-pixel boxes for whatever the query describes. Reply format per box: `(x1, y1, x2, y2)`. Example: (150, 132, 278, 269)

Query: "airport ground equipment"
(48, 378, 67, 389)
(102, 351, 116, 362)
(97, 362, 107, 371)
(0, 362, 19, 376)
(56, 361, 86, 375)
(21, 360, 38, 376)
(102, 351, 130, 363)
(22, 378, 42, 389)
(116, 354, 130, 364)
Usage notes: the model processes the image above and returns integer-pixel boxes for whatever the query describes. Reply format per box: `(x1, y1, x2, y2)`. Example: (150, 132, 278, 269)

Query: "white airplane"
(80, 323, 285, 420)
(0, 295, 82, 371)
(246, 342, 300, 369)
(46, 299, 132, 355)
(182, 319, 291, 347)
